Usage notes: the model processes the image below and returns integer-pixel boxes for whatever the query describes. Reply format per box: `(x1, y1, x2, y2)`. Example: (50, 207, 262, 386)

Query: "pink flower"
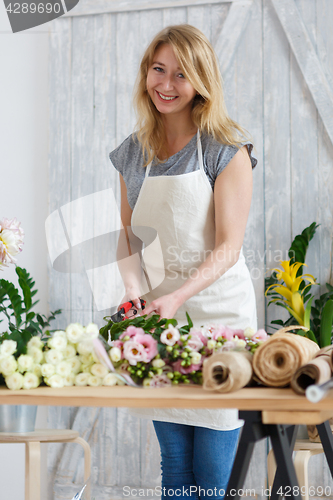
(133, 333, 158, 362)
(160, 325, 180, 346)
(210, 325, 233, 341)
(189, 327, 208, 346)
(149, 374, 172, 388)
(123, 340, 147, 365)
(232, 329, 245, 340)
(0, 218, 24, 269)
(252, 329, 268, 342)
(120, 326, 145, 339)
(112, 340, 123, 350)
(172, 359, 202, 375)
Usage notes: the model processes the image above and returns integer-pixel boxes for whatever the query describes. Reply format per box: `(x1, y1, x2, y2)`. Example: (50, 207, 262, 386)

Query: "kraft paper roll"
(202, 351, 253, 393)
(291, 346, 333, 395)
(252, 326, 320, 387)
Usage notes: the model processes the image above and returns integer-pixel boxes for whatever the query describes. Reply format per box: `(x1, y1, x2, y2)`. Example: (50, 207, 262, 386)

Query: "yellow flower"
(266, 260, 317, 327)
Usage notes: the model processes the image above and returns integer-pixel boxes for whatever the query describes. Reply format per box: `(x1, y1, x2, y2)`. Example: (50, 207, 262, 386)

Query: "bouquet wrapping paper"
(202, 351, 253, 393)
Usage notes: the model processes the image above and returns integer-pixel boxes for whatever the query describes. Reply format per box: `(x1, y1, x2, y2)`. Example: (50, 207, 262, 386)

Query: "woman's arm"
(143, 146, 253, 318)
(117, 173, 144, 309)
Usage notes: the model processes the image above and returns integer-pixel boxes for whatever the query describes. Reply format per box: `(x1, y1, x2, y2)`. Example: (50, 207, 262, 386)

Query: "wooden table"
(1, 385, 333, 500)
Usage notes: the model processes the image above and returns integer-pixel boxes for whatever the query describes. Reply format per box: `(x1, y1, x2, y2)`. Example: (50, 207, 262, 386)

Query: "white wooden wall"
(47, 0, 333, 498)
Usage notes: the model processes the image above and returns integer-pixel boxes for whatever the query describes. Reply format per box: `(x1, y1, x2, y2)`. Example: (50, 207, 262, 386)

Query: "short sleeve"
(202, 134, 257, 189)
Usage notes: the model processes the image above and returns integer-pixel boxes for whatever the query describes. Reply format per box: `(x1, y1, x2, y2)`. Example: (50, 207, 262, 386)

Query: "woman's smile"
(146, 44, 196, 117)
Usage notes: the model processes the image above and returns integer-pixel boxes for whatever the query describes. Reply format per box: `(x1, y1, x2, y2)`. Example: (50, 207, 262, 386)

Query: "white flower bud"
(27, 337, 43, 350)
(46, 374, 64, 388)
(48, 335, 67, 351)
(152, 359, 166, 368)
(22, 372, 40, 389)
(90, 363, 109, 379)
(109, 346, 121, 363)
(66, 323, 84, 344)
(77, 340, 94, 355)
(41, 363, 56, 378)
(103, 373, 123, 386)
(143, 378, 152, 387)
(244, 327, 255, 339)
(5, 372, 24, 390)
(27, 346, 44, 364)
(0, 355, 18, 376)
(17, 354, 34, 373)
(55, 361, 72, 377)
(87, 374, 102, 387)
(83, 323, 99, 339)
(67, 356, 82, 374)
(236, 339, 246, 348)
(62, 344, 77, 359)
(45, 349, 63, 365)
(31, 364, 42, 378)
(207, 339, 216, 350)
(189, 352, 202, 365)
(63, 373, 75, 386)
(75, 373, 90, 386)
(0, 340, 17, 357)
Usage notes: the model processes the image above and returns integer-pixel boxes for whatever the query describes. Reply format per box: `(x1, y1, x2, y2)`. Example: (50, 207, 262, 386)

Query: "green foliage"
(0, 266, 61, 356)
(288, 222, 319, 268)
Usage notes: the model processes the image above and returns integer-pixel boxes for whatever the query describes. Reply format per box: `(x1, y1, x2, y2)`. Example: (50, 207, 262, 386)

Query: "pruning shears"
(111, 298, 146, 323)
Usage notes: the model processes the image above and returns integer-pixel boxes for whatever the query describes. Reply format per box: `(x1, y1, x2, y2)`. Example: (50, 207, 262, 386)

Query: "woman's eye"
(177, 73, 185, 78)
(153, 66, 163, 73)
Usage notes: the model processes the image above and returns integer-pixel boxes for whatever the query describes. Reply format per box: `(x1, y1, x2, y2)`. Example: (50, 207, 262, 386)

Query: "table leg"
(25, 441, 41, 500)
(316, 420, 333, 478)
(270, 425, 298, 500)
(269, 424, 301, 500)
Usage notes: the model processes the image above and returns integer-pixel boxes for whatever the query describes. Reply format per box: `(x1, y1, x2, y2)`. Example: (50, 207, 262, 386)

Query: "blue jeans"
(153, 421, 241, 500)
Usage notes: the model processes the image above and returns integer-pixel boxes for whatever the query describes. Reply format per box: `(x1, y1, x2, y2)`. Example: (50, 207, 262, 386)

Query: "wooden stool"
(268, 439, 324, 500)
(0, 429, 91, 500)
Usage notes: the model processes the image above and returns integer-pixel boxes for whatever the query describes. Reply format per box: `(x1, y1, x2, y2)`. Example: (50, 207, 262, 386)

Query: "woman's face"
(146, 44, 197, 119)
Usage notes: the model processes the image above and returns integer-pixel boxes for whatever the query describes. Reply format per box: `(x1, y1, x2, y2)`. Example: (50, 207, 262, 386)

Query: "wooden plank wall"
(47, 0, 333, 498)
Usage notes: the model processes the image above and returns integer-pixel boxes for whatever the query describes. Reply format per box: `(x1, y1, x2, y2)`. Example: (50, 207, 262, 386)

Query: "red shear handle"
(121, 299, 146, 314)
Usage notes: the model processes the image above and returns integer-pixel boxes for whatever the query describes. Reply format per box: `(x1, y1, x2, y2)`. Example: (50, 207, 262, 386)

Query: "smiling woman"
(109, 24, 258, 500)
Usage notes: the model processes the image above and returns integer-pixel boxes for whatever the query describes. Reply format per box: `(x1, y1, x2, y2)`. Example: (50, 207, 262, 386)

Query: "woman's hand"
(143, 291, 184, 319)
(118, 286, 143, 317)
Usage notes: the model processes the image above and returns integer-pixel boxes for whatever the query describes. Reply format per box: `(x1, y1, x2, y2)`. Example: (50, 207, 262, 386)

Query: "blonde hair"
(134, 24, 248, 166)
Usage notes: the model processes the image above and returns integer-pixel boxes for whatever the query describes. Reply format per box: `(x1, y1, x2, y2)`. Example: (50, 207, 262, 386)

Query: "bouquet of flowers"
(99, 313, 268, 387)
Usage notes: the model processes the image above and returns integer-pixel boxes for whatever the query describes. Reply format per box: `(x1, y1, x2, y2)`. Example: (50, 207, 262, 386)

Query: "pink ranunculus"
(172, 359, 202, 375)
(123, 340, 147, 365)
(189, 327, 208, 346)
(119, 326, 145, 339)
(210, 325, 233, 341)
(133, 333, 158, 362)
(182, 334, 203, 352)
(252, 329, 268, 342)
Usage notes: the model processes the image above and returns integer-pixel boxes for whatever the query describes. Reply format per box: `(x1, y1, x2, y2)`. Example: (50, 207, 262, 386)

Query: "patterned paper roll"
(252, 326, 319, 387)
(203, 351, 253, 393)
(291, 346, 333, 395)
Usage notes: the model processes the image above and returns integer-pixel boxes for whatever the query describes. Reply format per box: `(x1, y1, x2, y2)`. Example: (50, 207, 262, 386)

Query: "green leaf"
(0, 279, 23, 327)
(305, 329, 318, 344)
(288, 222, 319, 270)
(320, 299, 333, 347)
(303, 296, 313, 330)
(185, 312, 193, 329)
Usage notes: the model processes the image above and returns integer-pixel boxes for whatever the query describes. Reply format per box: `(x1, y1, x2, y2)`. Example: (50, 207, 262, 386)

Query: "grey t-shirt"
(109, 132, 257, 210)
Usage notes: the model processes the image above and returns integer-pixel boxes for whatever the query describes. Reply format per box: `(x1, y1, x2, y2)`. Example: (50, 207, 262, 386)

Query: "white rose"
(67, 356, 82, 374)
(207, 339, 217, 350)
(77, 340, 94, 355)
(91, 350, 100, 363)
(48, 335, 67, 351)
(189, 352, 202, 365)
(66, 323, 84, 343)
(44, 349, 63, 365)
(22, 372, 40, 389)
(82, 364, 93, 373)
(83, 323, 99, 339)
(5, 372, 24, 390)
(27, 336, 43, 349)
(102, 373, 120, 386)
(87, 374, 102, 387)
(152, 359, 165, 368)
(55, 361, 72, 377)
(31, 364, 42, 378)
(63, 373, 75, 386)
(90, 363, 109, 379)
(244, 327, 255, 339)
(46, 374, 64, 388)
(79, 354, 93, 365)
(27, 346, 44, 364)
(109, 347, 121, 363)
(17, 354, 34, 373)
(62, 344, 77, 359)
(0, 340, 17, 357)
(0, 355, 18, 376)
(41, 363, 56, 378)
(75, 373, 90, 386)
(53, 330, 67, 339)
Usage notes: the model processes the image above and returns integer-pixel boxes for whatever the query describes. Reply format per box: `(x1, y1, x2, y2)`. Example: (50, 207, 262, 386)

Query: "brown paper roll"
(316, 345, 333, 371)
(291, 356, 332, 394)
(252, 326, 320, 387)
(202, 351, 253, 393)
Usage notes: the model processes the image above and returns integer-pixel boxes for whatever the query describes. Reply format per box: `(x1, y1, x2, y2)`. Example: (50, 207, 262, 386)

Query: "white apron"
(130, 131, 257, 430)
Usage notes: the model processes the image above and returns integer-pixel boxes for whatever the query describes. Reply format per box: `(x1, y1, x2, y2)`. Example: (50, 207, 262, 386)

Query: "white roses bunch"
(0, 322, 125, 390)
